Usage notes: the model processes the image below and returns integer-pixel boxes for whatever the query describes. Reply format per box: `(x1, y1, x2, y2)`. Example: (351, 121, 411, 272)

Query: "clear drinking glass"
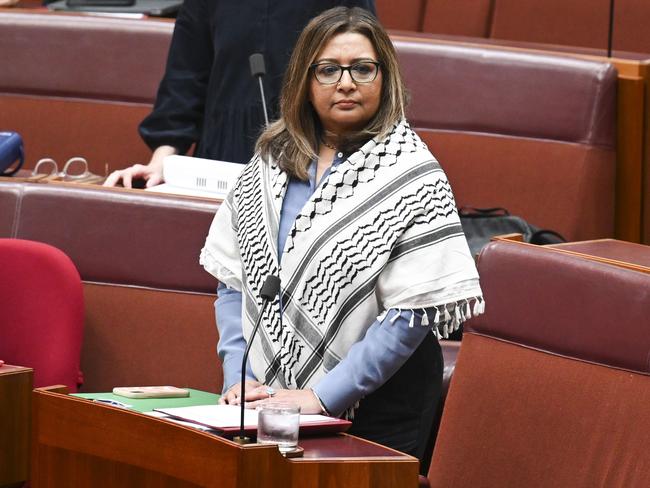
(257, 402, 300, 453)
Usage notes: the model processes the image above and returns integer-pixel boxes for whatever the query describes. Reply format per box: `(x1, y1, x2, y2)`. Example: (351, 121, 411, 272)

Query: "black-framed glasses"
(310, 61, 381, 84)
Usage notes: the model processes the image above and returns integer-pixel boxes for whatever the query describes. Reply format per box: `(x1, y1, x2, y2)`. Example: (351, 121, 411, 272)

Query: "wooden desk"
(549, 238, 650, 274)
(0, 365, 33, 487)
(31, 389, 419, 487)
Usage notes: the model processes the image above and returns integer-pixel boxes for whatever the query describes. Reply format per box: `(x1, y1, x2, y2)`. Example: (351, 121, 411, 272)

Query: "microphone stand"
(249, 53, 270, 126)
(233, 275, 281, 445)
(607, 0, 615, 58)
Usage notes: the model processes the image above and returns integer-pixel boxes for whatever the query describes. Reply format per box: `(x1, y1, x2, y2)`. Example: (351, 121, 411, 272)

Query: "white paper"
(144, 411, 217, 432)
(154, 404, 338, 429)
(145, 155, 245, 199)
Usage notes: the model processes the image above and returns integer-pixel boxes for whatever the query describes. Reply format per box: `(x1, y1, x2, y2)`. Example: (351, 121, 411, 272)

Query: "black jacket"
(139, 0, 376, 164)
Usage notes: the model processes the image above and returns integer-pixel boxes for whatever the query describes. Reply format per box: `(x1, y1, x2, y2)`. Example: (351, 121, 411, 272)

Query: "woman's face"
(308, 32, 382, 137)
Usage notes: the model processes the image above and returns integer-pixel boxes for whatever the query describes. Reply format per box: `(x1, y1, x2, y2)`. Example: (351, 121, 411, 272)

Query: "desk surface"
(72, 390, 391, 460)
(47, 0, 182, 17)
(0, 363, 33, 376)
(75, 388, 218, 413)
(551, 238, 650, 271)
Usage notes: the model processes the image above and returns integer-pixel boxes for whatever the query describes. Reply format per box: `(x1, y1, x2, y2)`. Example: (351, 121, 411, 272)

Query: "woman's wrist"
(149, 145, 178, 170)
(310, 388, 330, 416)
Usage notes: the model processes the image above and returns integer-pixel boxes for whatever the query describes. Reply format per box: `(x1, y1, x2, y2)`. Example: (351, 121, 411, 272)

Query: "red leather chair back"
(490, 0, 611, 49)
(490, 0, 650, 55)
(376, 0, 425, 31)
(428, 240, 650, 487)
(394, 37, 617, 241)
(422, 0, 493, 37)
(0, 238, 84, 391)
(0, 12, 171, 175)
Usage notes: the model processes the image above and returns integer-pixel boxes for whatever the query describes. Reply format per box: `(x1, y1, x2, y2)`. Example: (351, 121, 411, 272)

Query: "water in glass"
(257, 403, 300, 453)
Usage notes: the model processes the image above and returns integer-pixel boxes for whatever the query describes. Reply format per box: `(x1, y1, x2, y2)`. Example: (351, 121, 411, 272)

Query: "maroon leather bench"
(394, 37, 617, 241)
(0, 12, 172, 176)
(426, 239, 650, 486)
(377, 0, 493, 37)
(1, 11, 618, 241)
(378, 0, 650, 56)
(0, 180, 222, 393)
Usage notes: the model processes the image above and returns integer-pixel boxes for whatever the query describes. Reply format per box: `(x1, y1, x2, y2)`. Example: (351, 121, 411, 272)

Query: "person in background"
(200, 7, 483, 465)
(104, 0, 375, 188)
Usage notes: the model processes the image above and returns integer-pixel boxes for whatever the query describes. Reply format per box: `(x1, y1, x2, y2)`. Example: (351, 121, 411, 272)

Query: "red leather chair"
(0, 238, 84, 391)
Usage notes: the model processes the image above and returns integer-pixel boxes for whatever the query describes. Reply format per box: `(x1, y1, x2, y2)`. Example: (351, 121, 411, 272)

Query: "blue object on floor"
(0, 132, 24, 176)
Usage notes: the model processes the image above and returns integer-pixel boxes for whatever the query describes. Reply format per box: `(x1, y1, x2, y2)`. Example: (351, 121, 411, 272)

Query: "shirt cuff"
(222, 354, 257, 393)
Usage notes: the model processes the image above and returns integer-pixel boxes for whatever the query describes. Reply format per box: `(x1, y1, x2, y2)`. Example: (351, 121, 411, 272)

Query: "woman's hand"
(219, 379, 262, 405)
(242, 386, 323, 414)
(103, 145, 175, 188)
(103, 163, 164, 188)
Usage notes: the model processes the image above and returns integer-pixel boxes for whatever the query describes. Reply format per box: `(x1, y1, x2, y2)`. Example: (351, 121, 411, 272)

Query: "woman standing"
(201, 7, 483, 463)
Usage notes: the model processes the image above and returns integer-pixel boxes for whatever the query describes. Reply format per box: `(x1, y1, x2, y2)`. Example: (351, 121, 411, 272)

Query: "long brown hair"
(255, 7, 408, 180)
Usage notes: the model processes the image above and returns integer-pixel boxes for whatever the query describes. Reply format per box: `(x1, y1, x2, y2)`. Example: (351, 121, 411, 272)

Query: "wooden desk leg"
(615, 75, 644, 242)
(0, 368, 33, 486)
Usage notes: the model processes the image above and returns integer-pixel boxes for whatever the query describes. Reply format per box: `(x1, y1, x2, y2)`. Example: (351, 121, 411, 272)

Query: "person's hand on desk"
(219, 379, 263, 405)
(103, 145, 175, 188)
(236, 386, 323, 415)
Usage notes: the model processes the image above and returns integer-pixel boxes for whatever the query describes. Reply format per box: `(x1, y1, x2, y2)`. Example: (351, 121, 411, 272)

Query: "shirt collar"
(308, 151, 347, 185)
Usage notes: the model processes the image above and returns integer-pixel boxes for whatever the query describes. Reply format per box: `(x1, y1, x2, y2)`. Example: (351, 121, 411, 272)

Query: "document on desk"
(154, 404, 351, 434)
(144, 410, 217, 432)
(145, 155, 244, 199)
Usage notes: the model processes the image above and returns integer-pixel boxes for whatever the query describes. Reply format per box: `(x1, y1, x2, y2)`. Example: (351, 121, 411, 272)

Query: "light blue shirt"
(216, 155, 434, 416)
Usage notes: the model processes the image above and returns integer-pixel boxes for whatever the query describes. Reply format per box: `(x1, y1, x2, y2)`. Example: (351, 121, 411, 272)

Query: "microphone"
(249, 53, 270, 126)
(233, 275, 281, 445)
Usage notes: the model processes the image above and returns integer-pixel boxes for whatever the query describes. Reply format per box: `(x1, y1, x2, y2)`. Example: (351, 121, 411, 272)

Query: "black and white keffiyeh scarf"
(200, 120, 483, 390)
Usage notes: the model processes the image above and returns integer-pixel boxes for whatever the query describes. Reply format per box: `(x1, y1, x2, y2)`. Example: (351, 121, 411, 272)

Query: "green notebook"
(74, 389, 220, 413)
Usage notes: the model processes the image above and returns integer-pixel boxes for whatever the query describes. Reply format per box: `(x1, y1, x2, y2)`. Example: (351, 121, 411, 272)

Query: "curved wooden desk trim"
(32, 389, 241, 485)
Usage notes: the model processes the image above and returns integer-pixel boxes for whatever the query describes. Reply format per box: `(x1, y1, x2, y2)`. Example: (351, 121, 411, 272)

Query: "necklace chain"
(321, 138, 337, 150)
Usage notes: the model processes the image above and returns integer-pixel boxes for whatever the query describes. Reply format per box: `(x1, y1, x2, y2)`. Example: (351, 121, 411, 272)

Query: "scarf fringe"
(431, 296, 485, 339)
(390, 309, 402, 324)
(377, 296, 485, 340)
(353, 296, 484, 419)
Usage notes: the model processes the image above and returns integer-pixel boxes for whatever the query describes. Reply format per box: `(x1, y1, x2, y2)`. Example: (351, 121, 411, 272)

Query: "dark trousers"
(347, 333, 443, 471)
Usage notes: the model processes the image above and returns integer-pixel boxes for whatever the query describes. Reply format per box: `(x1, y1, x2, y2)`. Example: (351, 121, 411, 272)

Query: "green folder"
(74, 389, 220, 413)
